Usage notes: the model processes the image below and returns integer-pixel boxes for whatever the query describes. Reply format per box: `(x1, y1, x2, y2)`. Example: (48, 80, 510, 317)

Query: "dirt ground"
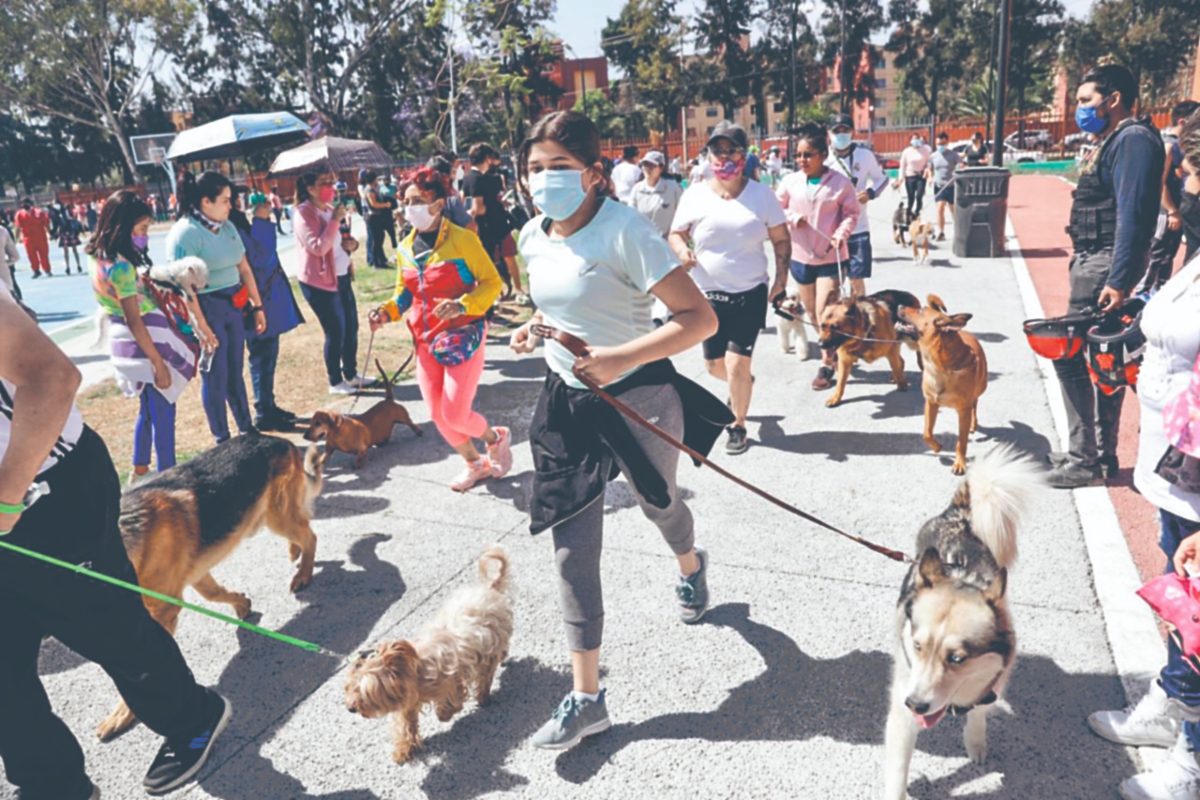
(79, 244, 531, 479)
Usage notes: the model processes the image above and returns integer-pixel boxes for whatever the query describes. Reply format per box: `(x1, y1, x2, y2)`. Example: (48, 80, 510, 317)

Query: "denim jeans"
(1158, 509, 1200, 749)
(132, 385, 176, 471)
(247, 335, 280, 419)
(196, 291, 254, 443)
(301, 278, 359, 387)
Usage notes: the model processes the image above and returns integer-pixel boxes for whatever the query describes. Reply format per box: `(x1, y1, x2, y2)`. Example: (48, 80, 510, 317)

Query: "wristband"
(0, 500, 24, 515)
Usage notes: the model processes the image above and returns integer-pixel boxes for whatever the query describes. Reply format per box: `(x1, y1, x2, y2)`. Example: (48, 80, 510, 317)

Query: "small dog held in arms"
(345, 547, 513, 764)
(304, 358, 421, 468)
(775, 274, 810, 359)
(92, 256, 209, 349)
(97, 432, 323, 741)
(817, 289, 920, 408)
(900, 295, 989, 475)
(909, 218, 935, 265)
(884, 445, 1042, 800)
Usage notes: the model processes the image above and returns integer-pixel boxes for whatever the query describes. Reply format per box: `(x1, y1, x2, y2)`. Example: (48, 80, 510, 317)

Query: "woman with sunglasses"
(668, 120, 790, 455)
(776, 121, 859, 392)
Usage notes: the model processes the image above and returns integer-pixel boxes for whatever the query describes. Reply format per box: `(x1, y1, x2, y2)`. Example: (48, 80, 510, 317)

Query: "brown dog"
(97, 433, 323, 740)
(304, 359, 421, 468)
(909, 218, 934, 265)
(899, 294, 989, 475)
(818, 289, 920, 408)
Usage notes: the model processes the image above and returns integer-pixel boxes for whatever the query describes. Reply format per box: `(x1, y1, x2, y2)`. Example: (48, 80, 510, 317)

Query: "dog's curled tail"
(302, 444, 325, 507)
(956, 445, 1043, 569)
(478, 546, 510, 593)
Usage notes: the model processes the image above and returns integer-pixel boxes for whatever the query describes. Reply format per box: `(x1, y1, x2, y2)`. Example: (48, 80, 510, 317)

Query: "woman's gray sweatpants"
(551, 383, 695, 651)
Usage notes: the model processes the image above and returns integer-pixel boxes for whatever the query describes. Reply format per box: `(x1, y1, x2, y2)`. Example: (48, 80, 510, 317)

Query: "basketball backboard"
(130, 133, 178, 166)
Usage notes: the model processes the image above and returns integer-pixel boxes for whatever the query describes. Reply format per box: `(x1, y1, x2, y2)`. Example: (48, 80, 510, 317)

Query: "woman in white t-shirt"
(668, 120, 791, 455)
(511, 110, 728, 753)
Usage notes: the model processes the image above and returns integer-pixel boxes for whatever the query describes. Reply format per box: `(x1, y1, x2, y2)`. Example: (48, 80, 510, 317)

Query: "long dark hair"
(517, 110, 609, 199)
(178, 171, 233, 218)
(86, 190, 153, 266)
(295, 173, 321, 206)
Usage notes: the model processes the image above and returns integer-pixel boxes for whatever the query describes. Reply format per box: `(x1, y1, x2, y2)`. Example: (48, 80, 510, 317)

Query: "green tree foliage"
(0, 0, 199, 182)
(821, 0, 886, 113)
(693, 0, 757, 119)
(572, 90, 629, 138)
(753, 0, 821, 127)
(887, 0, 972, 123)
(1061, 0, 1200, 106)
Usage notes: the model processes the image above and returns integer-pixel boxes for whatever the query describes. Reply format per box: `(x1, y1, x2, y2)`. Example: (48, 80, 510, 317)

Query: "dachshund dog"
(304, 358, 421, 468)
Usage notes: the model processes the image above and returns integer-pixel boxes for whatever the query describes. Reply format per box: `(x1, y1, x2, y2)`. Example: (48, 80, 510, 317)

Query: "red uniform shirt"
(14, 208, 50, 245)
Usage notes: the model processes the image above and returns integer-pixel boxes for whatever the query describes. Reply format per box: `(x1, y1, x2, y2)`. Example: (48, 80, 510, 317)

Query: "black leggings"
(905, 176, 927, 219)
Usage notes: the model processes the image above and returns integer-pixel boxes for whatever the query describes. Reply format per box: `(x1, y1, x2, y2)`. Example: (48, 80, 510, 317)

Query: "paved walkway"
(3, 186, 1147, 799)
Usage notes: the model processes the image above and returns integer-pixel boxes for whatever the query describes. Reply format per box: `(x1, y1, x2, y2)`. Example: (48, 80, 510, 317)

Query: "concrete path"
(3, 188, 1141, 799)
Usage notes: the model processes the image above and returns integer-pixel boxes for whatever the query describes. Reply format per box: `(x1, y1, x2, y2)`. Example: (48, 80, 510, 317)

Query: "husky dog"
(883, 445, 1042, 800)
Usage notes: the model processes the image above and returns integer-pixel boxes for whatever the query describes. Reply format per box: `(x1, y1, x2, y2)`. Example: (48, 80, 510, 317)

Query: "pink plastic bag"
(1164, 351, 1200, 459)
(1138, 573, 1200, 666)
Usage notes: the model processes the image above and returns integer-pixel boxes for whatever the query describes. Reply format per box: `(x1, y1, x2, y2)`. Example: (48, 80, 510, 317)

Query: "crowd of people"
(3, 60, 1200, 800)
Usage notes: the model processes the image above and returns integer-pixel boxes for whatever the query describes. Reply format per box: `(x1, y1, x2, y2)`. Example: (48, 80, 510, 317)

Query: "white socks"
(573, 690, 601, 703)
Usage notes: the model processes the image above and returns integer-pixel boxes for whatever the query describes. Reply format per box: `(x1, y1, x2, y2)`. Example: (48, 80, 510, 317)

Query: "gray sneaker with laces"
(530, 690, 612, 750)
(676, 546, 709, 624)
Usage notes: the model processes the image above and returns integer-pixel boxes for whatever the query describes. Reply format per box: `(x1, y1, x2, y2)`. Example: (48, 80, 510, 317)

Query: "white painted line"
(1005, 218, 1165, 705)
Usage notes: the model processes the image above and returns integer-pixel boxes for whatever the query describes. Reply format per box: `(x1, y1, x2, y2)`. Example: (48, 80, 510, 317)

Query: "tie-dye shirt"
(90, 255, 156, 317)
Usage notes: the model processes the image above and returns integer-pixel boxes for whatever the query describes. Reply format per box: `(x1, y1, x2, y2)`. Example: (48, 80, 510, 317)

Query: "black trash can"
(952, 167, 1011, 258)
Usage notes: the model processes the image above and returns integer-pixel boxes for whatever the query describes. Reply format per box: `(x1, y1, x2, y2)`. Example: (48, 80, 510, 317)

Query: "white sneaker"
(1120, 734, 1200, 800)
(450, 458, 494, 493)
(329, 381, 357, 395)
(487, 427, 513, 479)
(347, 375, 378, 389)
(1091, 681, 1184, 748)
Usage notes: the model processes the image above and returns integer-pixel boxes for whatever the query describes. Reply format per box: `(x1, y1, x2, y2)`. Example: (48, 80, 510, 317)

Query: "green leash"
(0, 538, 347, 659)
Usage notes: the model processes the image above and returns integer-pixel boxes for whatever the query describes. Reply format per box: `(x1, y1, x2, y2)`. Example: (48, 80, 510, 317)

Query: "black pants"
(0, 427, 209, 799)
(904, 176, 927, 219)
(272, 207, 285, 233)
(300, 277, 358, 387)
(1141, 219, 1184, 292)
(1050, 247, 1128, 468)
(368, 214, 393, 268)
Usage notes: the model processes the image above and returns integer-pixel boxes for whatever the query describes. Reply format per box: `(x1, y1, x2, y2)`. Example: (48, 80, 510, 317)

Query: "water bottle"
(198, 347, 215, 373)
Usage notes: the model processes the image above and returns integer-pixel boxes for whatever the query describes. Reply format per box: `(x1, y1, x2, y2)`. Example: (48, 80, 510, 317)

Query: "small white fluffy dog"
(776, 274, 810, 359)
(92, 256, 209, 349)
(344, 547, 513, 763)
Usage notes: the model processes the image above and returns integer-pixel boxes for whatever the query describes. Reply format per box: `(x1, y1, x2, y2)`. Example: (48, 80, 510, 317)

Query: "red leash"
(531, 324, 912, 564)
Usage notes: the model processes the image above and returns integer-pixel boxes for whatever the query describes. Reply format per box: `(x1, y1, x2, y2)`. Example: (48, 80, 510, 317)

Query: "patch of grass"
(78, 234, 531, 472)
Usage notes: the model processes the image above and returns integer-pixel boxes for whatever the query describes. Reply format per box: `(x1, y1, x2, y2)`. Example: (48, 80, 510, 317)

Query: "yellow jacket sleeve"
(457, 229, 504, 317)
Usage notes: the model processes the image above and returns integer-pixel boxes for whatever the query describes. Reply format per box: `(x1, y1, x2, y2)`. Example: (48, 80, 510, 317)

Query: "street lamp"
(991, 0, 1013, 167)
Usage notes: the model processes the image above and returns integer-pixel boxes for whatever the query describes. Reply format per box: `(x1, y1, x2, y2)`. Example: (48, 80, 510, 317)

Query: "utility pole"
(447, 35, 458, 154)
(789, 0, 798, 161)
(840, 0, 847, 114)
(991, 0, 1012, 167)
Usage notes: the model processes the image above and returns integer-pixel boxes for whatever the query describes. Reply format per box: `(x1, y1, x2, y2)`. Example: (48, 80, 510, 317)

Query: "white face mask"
(406, 203, 439, 231)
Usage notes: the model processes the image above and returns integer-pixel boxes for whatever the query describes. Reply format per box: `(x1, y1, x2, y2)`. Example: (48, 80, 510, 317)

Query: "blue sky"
(552, 0, 1095, 59)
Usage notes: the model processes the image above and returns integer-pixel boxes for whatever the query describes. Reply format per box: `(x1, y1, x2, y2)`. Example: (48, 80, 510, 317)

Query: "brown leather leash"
(531, 324, 912, 564)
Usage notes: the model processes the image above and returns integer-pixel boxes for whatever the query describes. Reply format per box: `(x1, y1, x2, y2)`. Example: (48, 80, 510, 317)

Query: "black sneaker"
(725, 425, 748, 455)
(1047, 461, 1104, 489)
(143, 690, 231, 796)
(676, 546, 710, 624)
(273, 406, 297, 423)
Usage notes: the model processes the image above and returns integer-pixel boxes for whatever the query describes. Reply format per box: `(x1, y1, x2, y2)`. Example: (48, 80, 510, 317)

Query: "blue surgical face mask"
(831, 132, 853, 151)
(530, 169, 589, 221)
(1075, 97, 1110, 135)
(911, 138, 921, 148)
(937, 144, 947, 152)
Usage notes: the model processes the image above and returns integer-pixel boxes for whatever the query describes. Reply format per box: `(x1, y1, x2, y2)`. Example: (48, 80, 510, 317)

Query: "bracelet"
(0, 500, 25, 515)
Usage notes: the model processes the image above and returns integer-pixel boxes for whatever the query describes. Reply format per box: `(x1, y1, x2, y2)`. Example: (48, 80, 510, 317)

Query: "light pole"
(991, 0, 1012, 167)
(447, 35, 458, 155)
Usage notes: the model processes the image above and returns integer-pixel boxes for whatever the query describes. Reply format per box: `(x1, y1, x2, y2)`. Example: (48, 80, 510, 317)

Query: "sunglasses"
(711, 148, 745, 159)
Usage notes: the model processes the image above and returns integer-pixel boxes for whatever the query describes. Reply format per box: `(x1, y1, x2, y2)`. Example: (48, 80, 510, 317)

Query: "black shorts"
(702, 283, 769, 360)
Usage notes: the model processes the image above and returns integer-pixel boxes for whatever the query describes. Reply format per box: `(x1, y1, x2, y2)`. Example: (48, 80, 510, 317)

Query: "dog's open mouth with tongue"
(915, 706, 947, 729)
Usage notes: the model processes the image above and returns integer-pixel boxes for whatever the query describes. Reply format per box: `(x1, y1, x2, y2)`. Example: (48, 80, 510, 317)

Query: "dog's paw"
(289, 571, 312, 593)
(895, 379, 909, 392)
(951, 458, 967, 476)
(923, 435, 942, 453)
(964, 729, 988, 764)
(825, 396, 842, 408)
(96, 705, 136, 742)
(232, 595, 252, 620)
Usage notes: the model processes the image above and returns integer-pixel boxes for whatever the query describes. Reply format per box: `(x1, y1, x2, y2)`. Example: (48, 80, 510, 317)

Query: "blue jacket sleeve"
(1107, 129, 1164, 290)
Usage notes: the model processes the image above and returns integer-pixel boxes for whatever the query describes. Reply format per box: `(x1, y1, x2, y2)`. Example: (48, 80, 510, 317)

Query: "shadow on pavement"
(552, 603, 1134, 798)
(197, 534, 404, 799)
(418, 657, 574, 800)
(37, 636, 89, 676)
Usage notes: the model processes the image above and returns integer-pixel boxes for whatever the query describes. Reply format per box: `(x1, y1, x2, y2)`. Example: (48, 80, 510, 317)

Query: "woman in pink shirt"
(895, 135, 932, 220)
(776, 122, 859, 390)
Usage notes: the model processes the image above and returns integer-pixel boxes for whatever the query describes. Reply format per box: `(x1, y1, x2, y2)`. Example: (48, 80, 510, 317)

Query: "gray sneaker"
(1046, 450, 1070, 467)
(676, 546, 709, 624)
(1048, 461, 1104, 489)
(530, 690, 612, 751)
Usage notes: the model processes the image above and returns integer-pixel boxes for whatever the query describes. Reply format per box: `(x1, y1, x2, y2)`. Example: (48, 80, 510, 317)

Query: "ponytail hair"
(178, 171, 233, 218)
(295, 173, 320, 206)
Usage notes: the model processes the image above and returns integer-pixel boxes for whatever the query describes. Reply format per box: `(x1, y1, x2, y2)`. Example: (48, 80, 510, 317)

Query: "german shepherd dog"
(818, 289, 920, 408)
(95, 433, 324, 741)
(884, 445, 1042, 800)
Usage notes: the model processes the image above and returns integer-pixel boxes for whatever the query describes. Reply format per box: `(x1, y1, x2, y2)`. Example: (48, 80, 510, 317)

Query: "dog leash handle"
(533, 325, 911, 564)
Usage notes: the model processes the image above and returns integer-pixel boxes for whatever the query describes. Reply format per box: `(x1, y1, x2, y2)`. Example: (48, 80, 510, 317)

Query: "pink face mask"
(714, 157, 745, 180)
(317, 185, 336, 204)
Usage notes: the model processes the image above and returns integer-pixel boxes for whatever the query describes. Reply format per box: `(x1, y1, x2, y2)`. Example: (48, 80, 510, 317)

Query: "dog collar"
(948, 690, 998, 716)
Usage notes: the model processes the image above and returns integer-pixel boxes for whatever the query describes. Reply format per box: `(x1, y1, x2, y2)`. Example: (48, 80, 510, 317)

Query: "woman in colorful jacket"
(368, 167, 512, 492)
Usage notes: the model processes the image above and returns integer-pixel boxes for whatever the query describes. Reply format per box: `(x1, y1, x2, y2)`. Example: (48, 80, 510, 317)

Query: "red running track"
(1008, 175, 1187, 584)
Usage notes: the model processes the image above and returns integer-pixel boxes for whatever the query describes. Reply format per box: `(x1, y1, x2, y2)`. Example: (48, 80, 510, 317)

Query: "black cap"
(829, 113, 854, 130)
(705, 120, 749, 151)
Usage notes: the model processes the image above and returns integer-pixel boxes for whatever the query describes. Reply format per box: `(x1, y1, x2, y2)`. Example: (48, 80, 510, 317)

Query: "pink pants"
(415, 341, 489, 448)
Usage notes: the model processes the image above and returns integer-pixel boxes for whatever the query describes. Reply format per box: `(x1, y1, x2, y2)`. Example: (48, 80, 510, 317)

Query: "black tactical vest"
(1066, 117, 1158, 250)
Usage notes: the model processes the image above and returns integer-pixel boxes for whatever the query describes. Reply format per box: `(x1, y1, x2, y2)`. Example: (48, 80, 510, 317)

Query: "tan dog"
(909, 218, 934, 265)
(345, 548, 513, 763)
(97, 433, 323, 740)
(817, 289, 920, 408)
(304, 359, 421, 468)
(899, 294, 989, 475)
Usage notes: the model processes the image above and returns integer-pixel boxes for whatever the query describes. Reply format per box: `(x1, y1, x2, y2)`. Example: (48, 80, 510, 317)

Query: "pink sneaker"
(450, 458, 494, 493)
(488, 427, 513, 479)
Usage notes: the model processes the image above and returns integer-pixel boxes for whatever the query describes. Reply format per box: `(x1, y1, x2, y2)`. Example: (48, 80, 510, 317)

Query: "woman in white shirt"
(894, 135, 932, 220)
(669, 120, 791, 455)
(628, 151, 683, 237)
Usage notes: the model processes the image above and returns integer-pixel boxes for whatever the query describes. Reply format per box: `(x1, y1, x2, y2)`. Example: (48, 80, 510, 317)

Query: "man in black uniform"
(1048, 64, 1165, 489)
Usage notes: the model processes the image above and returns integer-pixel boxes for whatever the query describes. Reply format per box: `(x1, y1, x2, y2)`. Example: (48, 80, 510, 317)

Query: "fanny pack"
(1084, 299, 1146, 396)
(429, 319, 485, 367)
